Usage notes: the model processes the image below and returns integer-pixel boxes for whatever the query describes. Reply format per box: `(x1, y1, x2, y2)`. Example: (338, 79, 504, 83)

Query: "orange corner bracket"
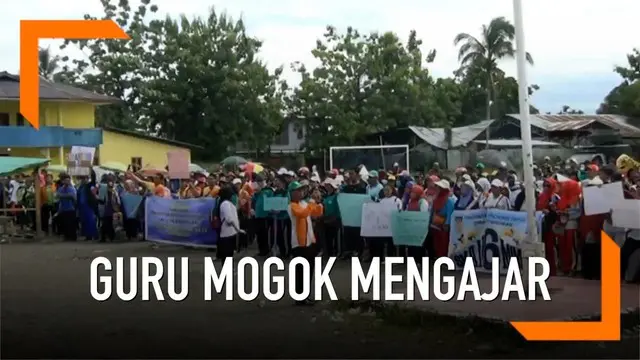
(19, 20, 130, 129)
(511, 231, 621, 341)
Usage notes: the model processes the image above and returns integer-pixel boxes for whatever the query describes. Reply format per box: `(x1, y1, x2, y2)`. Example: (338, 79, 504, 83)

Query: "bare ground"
(1, 239, 638, 359)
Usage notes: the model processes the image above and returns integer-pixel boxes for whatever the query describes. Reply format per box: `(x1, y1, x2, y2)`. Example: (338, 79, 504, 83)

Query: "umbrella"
(476, 150, 514, 171)
(189, 163, 208, 175)
(44, 164, 67, 173)
(100, 161, 129, 173)
(221, 156, 247, 167)
(242, 162, 264, 174)
(139, 167, 168, 178)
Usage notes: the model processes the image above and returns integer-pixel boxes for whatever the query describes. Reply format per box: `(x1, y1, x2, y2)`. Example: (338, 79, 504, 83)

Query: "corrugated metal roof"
(506, 114, 640, 137)
(409, 119, 494, 150)
(472, 139, 560, 147)
(0, 71, 119, 103)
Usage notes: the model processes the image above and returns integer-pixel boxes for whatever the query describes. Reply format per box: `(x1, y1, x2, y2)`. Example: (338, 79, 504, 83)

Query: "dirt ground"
(1, 239, 638, 359)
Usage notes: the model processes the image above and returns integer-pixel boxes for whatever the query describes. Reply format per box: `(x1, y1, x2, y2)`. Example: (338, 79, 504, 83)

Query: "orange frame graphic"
(19, 20, 129, 129)
(19, 20, 621, 342)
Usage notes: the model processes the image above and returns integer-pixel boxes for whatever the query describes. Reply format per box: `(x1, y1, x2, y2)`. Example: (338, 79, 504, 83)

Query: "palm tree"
(38, 46, 60, 80)
(454, 17, 533, 122)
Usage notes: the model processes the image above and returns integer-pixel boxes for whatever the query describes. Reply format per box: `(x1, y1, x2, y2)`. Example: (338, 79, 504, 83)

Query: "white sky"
(1, 0, 638, 113)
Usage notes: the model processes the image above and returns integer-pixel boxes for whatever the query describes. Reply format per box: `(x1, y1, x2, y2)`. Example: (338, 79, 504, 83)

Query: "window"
(273, 121, 290, 145)
(297, 128, 304, 139)
(131, 157, 142, 171)
(0, 113, 9, 126)
(16, 113, 25, 126)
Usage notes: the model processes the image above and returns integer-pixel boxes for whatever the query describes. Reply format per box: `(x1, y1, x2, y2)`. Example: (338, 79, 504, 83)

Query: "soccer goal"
(329, 145, 410, 172)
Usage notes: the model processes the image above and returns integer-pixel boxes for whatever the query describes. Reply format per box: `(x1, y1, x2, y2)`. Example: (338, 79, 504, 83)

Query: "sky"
(1, 0, 638, 114)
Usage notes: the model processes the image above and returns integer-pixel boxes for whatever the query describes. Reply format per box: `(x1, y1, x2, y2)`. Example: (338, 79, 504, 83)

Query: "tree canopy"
(50, 2, 554, 158)
(598, 48, 640, 118)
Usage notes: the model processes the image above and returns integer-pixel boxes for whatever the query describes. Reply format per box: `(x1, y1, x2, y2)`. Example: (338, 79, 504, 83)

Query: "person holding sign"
(287, 181, 323, 306)
(321, 179, 341, 257)
(403, 184, 429, 263)
(370, 183, 403, 261)
(429, 179, 455, 259)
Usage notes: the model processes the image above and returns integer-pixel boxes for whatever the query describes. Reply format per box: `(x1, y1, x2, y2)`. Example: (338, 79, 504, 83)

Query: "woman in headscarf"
(454, 178, 478, 210)
(554, 179, 582, 275)
(537, 177, 560, 275)
(405, 184, 429, 264)
(429, 179, 455, 259)
(481, 179, 510, 210)
(476, 177, 491, 206)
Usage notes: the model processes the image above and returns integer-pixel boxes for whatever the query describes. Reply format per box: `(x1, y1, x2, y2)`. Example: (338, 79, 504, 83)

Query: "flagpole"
(513, 0, 544, 270)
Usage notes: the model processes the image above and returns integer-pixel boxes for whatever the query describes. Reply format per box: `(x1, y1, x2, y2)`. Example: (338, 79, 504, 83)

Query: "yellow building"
(0, 71, 198, 169)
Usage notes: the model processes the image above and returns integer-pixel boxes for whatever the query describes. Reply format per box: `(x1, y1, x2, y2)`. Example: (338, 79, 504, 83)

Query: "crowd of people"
(1, 153, 639, 291)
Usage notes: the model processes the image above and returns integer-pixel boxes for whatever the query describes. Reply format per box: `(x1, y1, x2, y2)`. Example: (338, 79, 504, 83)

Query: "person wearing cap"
(454, 178, 479, 210)
(366, 170, 383, 202)
(429, 179, 455, 258)
(340, 170, 367, 258)
(287, 181, 323, 306)
(252, 174, 274, 256)
(391, 162, 400, 175)
(270, 176, 290, 258)
(298, 167, 310, 180)
(231, 178, 242, 206)
(321, 178, 341, 257)
(481, 179, 510, 210)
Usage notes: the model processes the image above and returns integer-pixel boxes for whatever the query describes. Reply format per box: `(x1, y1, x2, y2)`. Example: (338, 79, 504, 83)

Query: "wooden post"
(34, 167, 43, 238)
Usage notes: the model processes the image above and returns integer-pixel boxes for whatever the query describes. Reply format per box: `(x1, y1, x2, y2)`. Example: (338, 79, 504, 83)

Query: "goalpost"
(329, 145, 410, 172)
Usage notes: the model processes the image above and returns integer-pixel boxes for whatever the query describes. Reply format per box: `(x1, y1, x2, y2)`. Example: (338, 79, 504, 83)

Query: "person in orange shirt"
(127, 172, 170, 198)
(179, 178, 201, 199)
(202, 175, 220, 198)
(287, 181, 323, 306)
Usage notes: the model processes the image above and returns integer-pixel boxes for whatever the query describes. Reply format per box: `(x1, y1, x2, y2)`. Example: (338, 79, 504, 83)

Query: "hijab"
(557, 179, 581, 210)
(536, 177, 557, 210)
(406, 185, 425, 211)
(456, 180, 476, 209)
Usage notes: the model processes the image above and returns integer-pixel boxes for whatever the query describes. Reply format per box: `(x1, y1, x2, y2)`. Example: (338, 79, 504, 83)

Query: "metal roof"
(506, 114, 640, 137)
(409, 119, 495, 150)
(0, 71, 119, 103)
(472, 139, 561, 147)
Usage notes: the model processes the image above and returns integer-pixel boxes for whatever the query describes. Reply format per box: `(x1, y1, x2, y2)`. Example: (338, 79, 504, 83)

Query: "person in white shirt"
(481, 179, 510, 210)
(371, 184, 403, 262)
(216, 185, 244, 261)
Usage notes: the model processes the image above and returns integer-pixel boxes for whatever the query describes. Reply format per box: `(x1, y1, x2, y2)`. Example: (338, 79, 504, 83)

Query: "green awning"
(0, 157, 50, 176)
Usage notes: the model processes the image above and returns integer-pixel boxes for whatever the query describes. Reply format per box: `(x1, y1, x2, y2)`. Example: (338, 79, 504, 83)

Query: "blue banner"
(145, 197, 218, 247)
(121, 193, 144, 219)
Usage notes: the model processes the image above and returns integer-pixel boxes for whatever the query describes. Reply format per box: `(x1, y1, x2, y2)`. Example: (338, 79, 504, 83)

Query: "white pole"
(513, 0, 543, 263)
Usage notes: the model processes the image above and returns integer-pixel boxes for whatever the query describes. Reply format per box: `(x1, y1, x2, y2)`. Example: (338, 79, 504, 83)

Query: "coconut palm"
(38, 46, 60, 80)
(454, 17, 533, 121)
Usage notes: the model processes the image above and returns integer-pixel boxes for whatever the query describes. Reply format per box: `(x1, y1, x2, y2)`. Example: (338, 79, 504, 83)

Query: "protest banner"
(145, 196, 217, 247)
(612, 199, 640, 229)
(360, 202, 396, 237)
(67, 146, 94, 176)
(264, 197, 289, 212)
(582, 182, 625, 215)
(337, 193, 370, 227)
(121, 193, 144, 219)
(167, 150, 190, 179)
(390, 211, 431, 246)
(448, 209, 543, 274)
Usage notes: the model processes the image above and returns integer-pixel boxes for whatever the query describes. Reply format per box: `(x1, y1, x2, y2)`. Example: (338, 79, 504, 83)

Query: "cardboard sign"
(167, 150, 190, 179)
(67, 146, 94, 176)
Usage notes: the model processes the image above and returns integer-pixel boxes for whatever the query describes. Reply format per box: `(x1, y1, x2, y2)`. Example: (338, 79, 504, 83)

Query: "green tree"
(56, 0, 287, 158)
(556, 105, 584, 115)
(56, 0, 158, 129)
(140, 10, 287, 156)
(598, 49, 640, 117)
(288, 26, 445, 154)
(453, 16, 534, 121)
(38, 47, 60, 80)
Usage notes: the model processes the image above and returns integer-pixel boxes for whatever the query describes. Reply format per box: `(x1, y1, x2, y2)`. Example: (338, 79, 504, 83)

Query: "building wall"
(0, 101, 95, 127)
(99, 130, 191, 169)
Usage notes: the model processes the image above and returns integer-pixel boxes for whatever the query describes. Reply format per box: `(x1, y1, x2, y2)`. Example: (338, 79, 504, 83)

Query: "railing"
(0, 126, 102, 147)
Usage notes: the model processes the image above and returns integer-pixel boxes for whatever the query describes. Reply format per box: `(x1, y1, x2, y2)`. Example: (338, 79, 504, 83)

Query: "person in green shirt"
(321, 179, 341, 257)
(252, 174, 274, 256)
(272, 177, 290, 258)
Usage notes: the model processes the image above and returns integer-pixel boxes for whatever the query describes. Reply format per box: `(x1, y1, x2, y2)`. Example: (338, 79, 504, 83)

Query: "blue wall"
(0, 126, 103, 147)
